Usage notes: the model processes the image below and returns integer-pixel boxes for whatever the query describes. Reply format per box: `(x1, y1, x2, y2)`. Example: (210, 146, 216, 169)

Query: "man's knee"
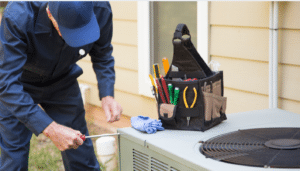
(0, 121, 32, 171)
(0, 147, 30, 171)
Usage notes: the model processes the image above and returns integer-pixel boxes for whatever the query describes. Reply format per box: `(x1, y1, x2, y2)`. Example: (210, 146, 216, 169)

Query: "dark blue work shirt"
(0, 2, 115, 135)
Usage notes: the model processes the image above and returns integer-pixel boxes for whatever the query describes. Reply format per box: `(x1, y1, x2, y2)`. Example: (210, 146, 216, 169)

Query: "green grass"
(28, 135, 63, 171)
(0, 7, 5, 13)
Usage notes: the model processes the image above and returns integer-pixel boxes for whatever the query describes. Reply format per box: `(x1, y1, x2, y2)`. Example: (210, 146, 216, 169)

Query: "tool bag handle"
(166, 24, 213, 79)
(173, 24, 191, 40)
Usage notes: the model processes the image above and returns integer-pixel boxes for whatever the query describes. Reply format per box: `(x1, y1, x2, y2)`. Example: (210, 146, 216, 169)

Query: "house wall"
(77, 2, 158, 119)
(78, 1, 300, 119)
(277, 2, 300, 114)
(210, 1, 300, 114)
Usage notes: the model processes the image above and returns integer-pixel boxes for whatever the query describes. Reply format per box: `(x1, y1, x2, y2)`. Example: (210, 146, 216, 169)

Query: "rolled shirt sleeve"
(0, 12, 53, 136)
(89, 4, 115, 100)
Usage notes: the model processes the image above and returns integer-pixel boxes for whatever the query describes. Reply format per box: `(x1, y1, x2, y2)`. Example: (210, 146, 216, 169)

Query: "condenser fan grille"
(200, 128, 300, 168)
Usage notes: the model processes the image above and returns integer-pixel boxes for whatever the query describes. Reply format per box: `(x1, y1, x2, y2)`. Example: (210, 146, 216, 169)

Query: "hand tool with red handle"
(160, 76, 170, 103)
(155, 78, 167, 103)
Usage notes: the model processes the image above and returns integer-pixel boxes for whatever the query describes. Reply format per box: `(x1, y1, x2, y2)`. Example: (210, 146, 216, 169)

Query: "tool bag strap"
(166, 24, 213, 79)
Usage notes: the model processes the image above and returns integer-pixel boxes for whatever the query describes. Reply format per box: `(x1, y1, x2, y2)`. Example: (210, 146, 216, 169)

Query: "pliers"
(183, 86, 197, 108)
(183, 86, 198, 126)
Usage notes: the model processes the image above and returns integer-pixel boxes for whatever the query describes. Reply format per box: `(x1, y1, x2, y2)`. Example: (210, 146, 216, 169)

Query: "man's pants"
(0, 79, 101, 171)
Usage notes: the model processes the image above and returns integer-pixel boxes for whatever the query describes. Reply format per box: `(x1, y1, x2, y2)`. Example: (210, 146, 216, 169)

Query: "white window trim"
(138, 1, 209, 97)
(137, 1, 152, 97)
(197, 1, 210, 64)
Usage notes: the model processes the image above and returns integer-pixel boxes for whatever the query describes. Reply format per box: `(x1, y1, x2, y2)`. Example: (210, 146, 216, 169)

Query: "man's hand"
(43, 121, 83, 151)
(102, 96, 123, 123)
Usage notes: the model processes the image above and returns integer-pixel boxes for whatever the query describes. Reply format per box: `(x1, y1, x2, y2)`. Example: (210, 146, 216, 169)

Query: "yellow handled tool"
(149, 74, 156, 87)
(183, 86, 198, 126)
(183, 86, 197, 108)
(149, 74, 158, 95)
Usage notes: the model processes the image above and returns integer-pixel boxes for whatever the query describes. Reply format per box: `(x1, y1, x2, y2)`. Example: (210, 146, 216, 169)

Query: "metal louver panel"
(170, 167, 180, 171)
(133, 149, 149, 171)
(151, 157, 168, 171)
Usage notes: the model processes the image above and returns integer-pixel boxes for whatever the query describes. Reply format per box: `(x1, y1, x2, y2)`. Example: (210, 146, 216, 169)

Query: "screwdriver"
(162, 58, 170, 75)
(80, 133, 121, 141)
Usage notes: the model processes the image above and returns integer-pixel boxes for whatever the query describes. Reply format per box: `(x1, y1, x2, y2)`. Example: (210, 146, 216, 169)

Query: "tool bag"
(157, 24, 227, 131)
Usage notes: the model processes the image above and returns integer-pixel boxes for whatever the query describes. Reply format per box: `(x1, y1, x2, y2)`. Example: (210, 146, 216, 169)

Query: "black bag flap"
(166, 24, 213, 79)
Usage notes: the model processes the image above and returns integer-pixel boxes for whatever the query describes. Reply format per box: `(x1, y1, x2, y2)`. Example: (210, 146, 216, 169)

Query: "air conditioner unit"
(118, 108, 300, 171)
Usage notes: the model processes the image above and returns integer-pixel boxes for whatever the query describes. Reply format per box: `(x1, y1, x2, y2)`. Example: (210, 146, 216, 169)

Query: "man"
(0, 1, 122, 170)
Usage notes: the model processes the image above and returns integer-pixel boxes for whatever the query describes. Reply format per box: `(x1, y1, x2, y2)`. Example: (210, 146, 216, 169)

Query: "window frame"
(137, 1, 209, 97)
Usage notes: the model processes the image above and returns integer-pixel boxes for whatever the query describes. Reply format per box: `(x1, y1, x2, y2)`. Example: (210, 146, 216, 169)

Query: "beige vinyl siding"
(113, 44, 137, 71)
(279, 30, 300, 65)
(113, 21, 137, 46)
(279, 2, 300, 29)
(225, 89, 269, 114)
(277, 2, 300, 114)
(210, 27, 269, 62)
(279, 65, 300, 102)
(110, 1, 137, 20)
(77, 2, 158, 118)
(210, 1, 300, 114)
(214, 57, 269, 95)
(114, 91, 157, 118)
(210, 2, 269, 28)
(210, 2, 270, 114)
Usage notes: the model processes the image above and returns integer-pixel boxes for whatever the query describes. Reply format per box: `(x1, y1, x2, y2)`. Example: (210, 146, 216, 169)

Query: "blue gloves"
(131, 116, 164, 134)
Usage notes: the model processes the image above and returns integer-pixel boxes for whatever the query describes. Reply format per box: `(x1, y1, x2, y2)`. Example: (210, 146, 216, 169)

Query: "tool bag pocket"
(157, 24, 227, 131)
(158, 103, 177, 127)
(202, 92, 227, 122)
(201, 74, 227, 129)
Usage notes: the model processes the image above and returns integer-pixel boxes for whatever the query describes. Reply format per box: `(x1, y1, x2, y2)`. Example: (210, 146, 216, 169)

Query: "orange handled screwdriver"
(80, 133, 121, 141)
(162, 58, 170, 75)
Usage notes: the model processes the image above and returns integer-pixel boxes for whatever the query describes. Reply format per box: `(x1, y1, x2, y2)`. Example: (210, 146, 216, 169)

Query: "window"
(151, 2, 197, 75)
(138, 2, 209, 97)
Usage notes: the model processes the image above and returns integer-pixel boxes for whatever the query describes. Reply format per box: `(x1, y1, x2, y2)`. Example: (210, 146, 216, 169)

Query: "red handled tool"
(184, 78, 198, 81)
(80, 133, 121, 141)
(160, 76, 170, 103)
(155, 78, 167, 103)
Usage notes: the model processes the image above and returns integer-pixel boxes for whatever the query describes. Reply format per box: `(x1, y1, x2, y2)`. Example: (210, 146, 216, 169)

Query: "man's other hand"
(43, 121, 84, 151)
(102, 96, 123, 123)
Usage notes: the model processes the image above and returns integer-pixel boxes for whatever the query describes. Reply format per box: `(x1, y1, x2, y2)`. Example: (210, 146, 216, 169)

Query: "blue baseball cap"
(49, 1, 100, 47)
